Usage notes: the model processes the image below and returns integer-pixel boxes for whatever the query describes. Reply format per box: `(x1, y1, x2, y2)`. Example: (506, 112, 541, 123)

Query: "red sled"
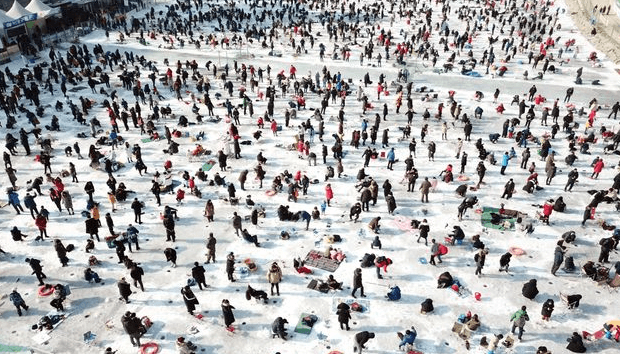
(438, 244, 449, 255)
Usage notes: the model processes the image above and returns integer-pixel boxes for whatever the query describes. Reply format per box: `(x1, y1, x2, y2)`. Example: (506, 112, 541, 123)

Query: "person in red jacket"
(35, 214, 48, 240)
(374, 256, 392, 279)
(592, 158, 604, 179)
(541, 199, 554, 225)
(325, 184, 334, 206)
(176, 189, 185, 203)
(271, 119, 278, 136)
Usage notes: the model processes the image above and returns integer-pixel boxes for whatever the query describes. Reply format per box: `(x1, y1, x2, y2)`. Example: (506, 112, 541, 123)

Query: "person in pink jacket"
(592, 158, 604, 179)
(325, 184, 333, 206)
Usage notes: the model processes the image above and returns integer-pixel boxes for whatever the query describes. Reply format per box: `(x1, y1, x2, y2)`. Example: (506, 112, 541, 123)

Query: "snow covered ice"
(1, 0, 620, 353)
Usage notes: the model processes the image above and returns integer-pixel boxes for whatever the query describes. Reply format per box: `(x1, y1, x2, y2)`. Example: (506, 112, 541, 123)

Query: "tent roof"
(6, 1, 34, 19)
(0, 10, 14, 24)
(25, 0, 52, 15)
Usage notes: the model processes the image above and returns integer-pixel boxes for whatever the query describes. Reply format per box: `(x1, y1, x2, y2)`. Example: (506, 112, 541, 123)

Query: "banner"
(3, 14, 37, 29)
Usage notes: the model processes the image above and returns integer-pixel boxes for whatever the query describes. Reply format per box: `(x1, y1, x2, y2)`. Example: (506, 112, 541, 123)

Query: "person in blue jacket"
(398, 328, 417, 350)
(387, 148, 395, 170)
(23, 193, 38, 219)
(300, 210, 311, 230)
(7, 189, 24, 215)
(500, 152, 510, 175)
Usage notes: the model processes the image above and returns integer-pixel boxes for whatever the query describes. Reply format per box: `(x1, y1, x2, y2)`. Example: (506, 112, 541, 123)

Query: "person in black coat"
(221, 299, 235, 328)
(336, 302, 351, 330)
(164, 248, 177, 267)
(163, 215, 176, 242)
(566, 332, 587, 353)
(541, 299, 554, 321)
(226, 252, 236, 282)
(122, 312, 142, 347)
(115, 239, 126, 263)
(417, 219, 430, 245)
(181, 285, 199, 315)
(131, 198, 143, 224)
(25, 257, 46, 285)
(420, 298, 434, 313)
(271, 317, 289, 339)
(130, 263, 144, 291)
(351, 268, 365, 298)
(192, 262, 208, 290)
(499, 252, 512, 272)
(117, 277, 132, 303)
(354, 331, 375, 353)
(54, 239, 68, 267)
(85, 216, 100, 242)
(522, 279, 539, 300)
(84, 181, 95, 202)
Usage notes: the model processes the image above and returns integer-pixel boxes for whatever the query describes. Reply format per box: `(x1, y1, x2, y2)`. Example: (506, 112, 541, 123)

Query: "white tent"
(25, 0, 54, 17)
(0, 11, 14, 25)
(6, 1, 35, 19)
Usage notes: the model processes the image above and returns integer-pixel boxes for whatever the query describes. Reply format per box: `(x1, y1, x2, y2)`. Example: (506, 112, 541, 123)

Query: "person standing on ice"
(267, 262, 283, 296)
(500, 152, 510, 175)
(510, 306, 530, 340)
(221, 299, 236, 329)
(551, 241, 566, 276)
(226, 252, 236, 282)
(351, 268, 365, 298)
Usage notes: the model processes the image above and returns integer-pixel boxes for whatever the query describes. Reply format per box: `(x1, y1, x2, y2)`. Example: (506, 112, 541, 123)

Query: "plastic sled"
(418, 257, 427, 264)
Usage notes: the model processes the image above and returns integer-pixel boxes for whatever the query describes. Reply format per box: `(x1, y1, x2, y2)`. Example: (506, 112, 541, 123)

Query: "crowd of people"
(2, 0, 620, 353)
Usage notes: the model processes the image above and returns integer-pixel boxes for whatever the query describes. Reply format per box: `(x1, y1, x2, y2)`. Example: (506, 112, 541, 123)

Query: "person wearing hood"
(566, 332, 587, 353)
(267, 262, 283, 296)
(541, 299, 554, 321)
(271, 317, 289, 339)
(522, 279, 539, 299)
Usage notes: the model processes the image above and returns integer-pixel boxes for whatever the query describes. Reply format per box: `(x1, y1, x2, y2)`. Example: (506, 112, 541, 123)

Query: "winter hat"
(177, 337, 185, 342)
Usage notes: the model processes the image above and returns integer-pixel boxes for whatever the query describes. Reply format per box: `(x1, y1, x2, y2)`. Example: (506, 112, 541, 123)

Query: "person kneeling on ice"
(84, 268, 101, 283)
(176, 336, 197, 354)
(397, 327, 417, 350)
(368, 216, 381, 233)
(293, 257, 312, 274)
(272, 317, 289, 340)
(566, 332, 587, 353)
(420, 298, 434, 314)
(386, 285, 401, 301)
